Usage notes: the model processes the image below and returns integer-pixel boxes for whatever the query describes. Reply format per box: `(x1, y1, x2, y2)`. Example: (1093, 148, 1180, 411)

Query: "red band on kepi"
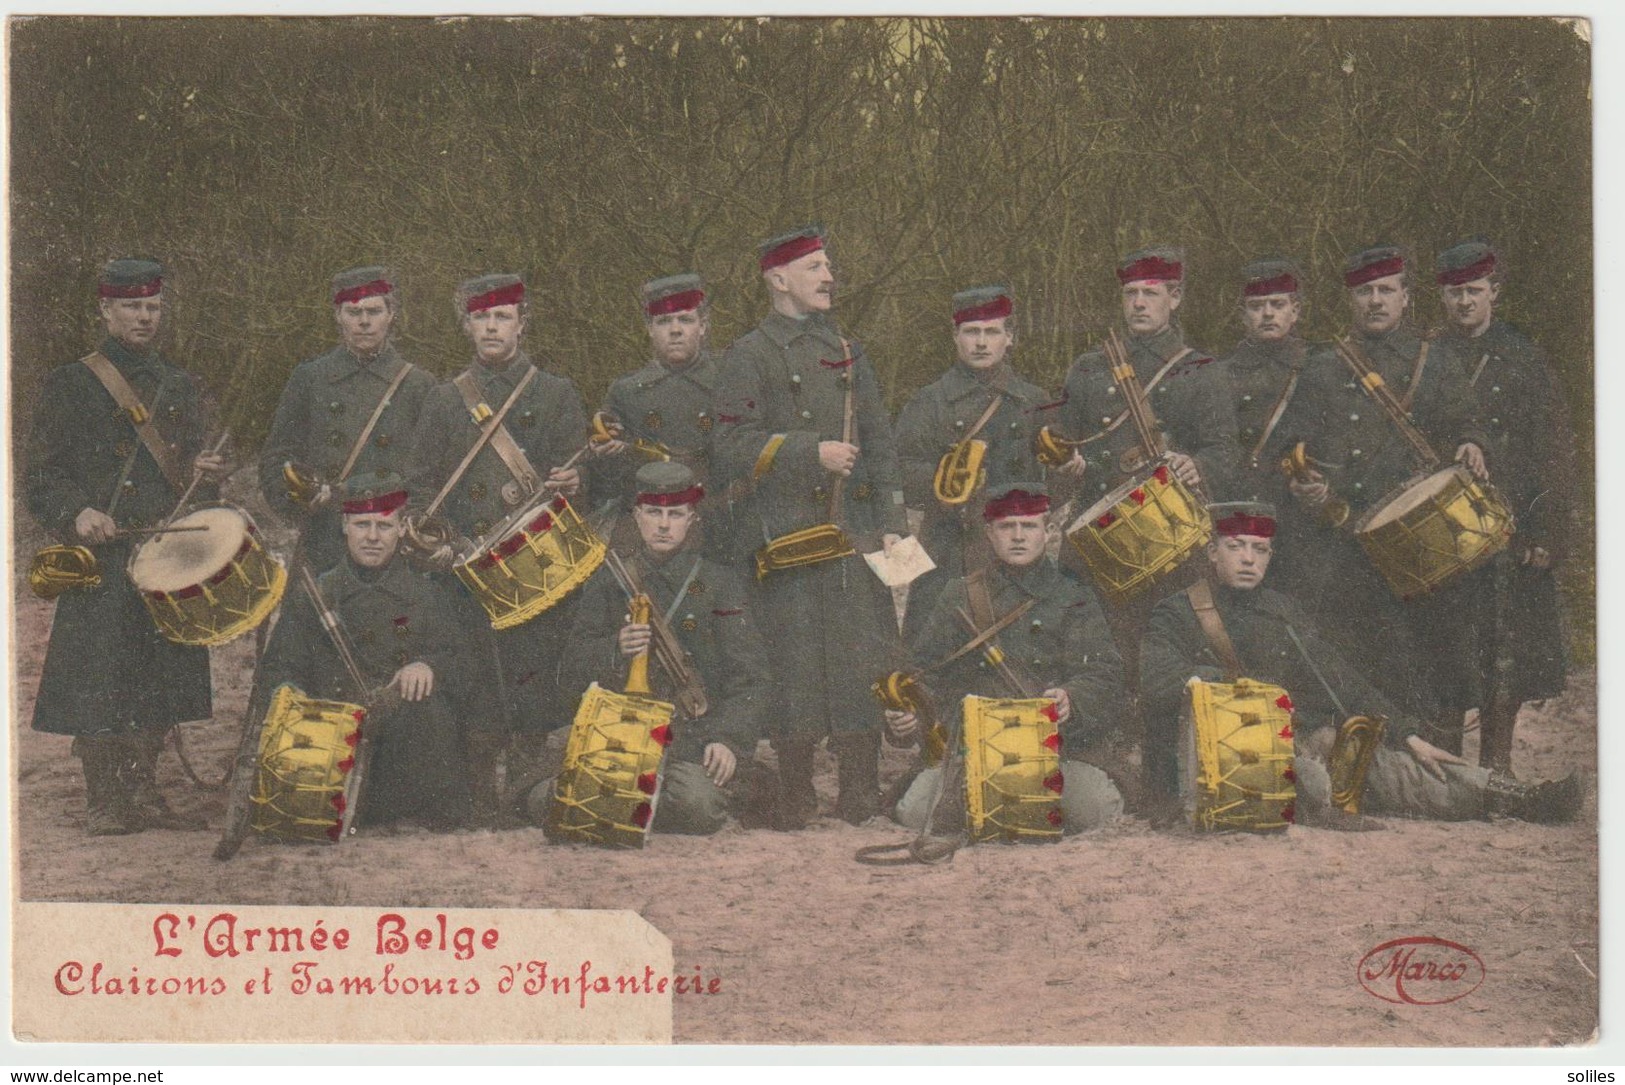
(953, 295, 1013, 325)
(342, 490, 408, 516)
(1215, 512, 1276, 538)
(1117, 256, 1182, 284)
(98, 278, 162, 299)
(1437, 253, 1497, 286)
(636, 484, 705, 508)
(983, 489, 1050, 521)
(759, 234, 824, 272)
(1344, 255, 1405, 288)
(334, 279, 393, 306)
(645, 288, 706, 317)
(465, 282, 526, 313)
(1243, 272, 1298, 297)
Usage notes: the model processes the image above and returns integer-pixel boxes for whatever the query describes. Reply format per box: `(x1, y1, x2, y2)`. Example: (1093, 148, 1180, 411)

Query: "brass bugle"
(1035, 425, 1087, 468)
(1279, 442, 1351, 528)
(932, 438, 988, 506)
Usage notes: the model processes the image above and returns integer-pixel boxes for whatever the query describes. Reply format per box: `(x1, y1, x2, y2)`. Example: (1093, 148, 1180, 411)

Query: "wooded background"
(8, 16, 1594, 649)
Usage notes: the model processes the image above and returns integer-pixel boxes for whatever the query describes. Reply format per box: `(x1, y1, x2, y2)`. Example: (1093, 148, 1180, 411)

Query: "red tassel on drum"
(1281, 802, 1296, 824)
(1042, 732, 1062, 752)
(1152, 465, 1170, 485)
(650, 724, 673, 747)
(528, 512, 553, 534)
(1043, 770, 1065, 793)
(1283, 768, 1296, 783)
(1039, 703, 1059, 723)
(1046, 808, 1063, 827)
(1275, 694, 1294, 712)
(337, 756, 354, 774)
(1096, 512, 1116, 528)
(631, 802, 654, 829)
(636, 771, 658, 795)
(330, 794, 346, 814)
(1130, 488, 1146, 506)
(326, 825, 342, 842)
(1278, 724, 1294, 740)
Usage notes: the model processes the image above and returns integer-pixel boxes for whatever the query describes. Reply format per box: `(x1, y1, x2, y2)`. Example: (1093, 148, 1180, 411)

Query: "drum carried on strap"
(250, 684, 367, 844)
(1180, 677, 1297, 833)
(961, 694, 1064, 844)
(454, 493, 607, 630)
(1354, 465, 1514, 601)
(1064, 461, 1212, 606)
(128, 504, 286, 646)
(545, 682, 674, 848)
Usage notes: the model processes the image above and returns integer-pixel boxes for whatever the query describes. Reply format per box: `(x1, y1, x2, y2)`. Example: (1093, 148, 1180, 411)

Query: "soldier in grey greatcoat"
(1429, 239, 1575, 773)
(711, 226, 907, 827)
(894, 286, 1055, 644)
(26, 259, 229, 835)
(257, 267, 435, 577)
(406, 274, 592, 825)
(1285, 246, 1489, 750)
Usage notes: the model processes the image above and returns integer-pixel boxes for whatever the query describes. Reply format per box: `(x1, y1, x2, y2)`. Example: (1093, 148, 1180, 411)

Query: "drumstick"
(115, 524, 210, 538)
(163, 429, 233, 525)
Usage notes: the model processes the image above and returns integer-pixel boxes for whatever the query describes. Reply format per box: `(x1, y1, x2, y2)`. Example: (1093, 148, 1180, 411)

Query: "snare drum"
(1354, 465, 1515, 600)
(1064, 461, 1211, 606)
(545, 682, 675, 848)
(454, 493, 608, 631)
(961, 694, 1064, 844)
(250, 684, 367, 844)
(129, 504, 287, 646)
(1179, 677, 1296, 833)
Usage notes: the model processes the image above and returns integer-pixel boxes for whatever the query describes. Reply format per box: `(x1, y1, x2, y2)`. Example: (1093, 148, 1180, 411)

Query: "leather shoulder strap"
(1399, 340, 1430, 412)
(336, 362, 415, 483)
(961, 386, 1006, 444)
(1186, 578, 1244, 681)
(81, 353, 186, 489)
(1084, 347, 1193, 444)
(453, 369, 540, 489)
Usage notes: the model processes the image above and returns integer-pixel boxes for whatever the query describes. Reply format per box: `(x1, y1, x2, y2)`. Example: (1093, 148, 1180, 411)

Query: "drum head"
(129, 506, 249, 592)
(1361, 467, 1461, 530)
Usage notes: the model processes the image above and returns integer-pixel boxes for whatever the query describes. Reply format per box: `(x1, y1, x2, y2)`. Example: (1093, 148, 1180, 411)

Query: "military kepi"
(952, 285, 1013, 325)
(758, 226, 825, 272)
(1344, 245, 1406, 288)
(635, 461, 704, 508)
(1240, 258, 1300, 297)
(1436, 238, 1498, 286)
(99, 258, 163, 299)
(461, 273, 525, 313)
(332, 265, 394, 306)
(1210, 501, 1276, 538)
(983, 482, 1050, 521)
(342, 470, 408, 515)
(643, 273, 706, 317)
(1117, 245, 1183, 285)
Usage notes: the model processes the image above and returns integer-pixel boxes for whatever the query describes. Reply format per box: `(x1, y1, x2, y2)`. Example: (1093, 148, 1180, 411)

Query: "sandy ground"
(9, 494, 1599, 1047)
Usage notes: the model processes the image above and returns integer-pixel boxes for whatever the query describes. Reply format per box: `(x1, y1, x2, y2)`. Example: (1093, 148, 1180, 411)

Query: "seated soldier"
(526, 462, 768, 835)
(885, 483, 1127, 834)
(1140, 502, 1581, 825)
(255, 472, 471, 830)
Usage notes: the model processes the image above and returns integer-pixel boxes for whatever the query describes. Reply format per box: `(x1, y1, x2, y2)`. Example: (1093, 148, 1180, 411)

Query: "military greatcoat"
(256, 557, 471, 828)
(712, 311, 907, 736)
(257, 343, 435, 574)
(1046, 324, 1236, 511)
(26, 337, 216, 736)
(407, 352, 591, 734)
(894, 360, 1048, 641)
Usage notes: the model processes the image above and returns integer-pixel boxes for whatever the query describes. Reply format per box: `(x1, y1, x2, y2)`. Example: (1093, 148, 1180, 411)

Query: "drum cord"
(169, 722, 234, 791)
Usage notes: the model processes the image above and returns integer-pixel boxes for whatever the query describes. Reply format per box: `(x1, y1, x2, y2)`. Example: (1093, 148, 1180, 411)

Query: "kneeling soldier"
(532, 462, 768, 834)
(1139, 503, 1581, 825)
(886, 483, 1128, 834)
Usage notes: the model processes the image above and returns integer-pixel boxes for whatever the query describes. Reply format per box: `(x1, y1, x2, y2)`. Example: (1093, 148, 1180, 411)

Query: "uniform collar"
(993, 556, 1060, 599)
(471, 351, 536, 389)
(1128, 323, 1185, 362)
(326, 341, 406, 383)
(100, 336, 160, 375)
(943, 360, 1013, 398)
(1353, 324, 1418, 353)
(1229, 335, 1305, 372)
(328, 554, 416, 605)
(633, 351, 717, 391)
(760, 309, 844, 351)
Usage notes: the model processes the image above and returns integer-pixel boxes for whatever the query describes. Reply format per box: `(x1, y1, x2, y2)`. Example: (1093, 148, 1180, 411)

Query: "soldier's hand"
(884, 708, 918, 742)
(426, 544, 455, 571)
(1455, 442, 1489, 481)
(1288, 469, 1329, 507)
(544, 466, 582, 495)
(703, 742, 737, 787)
(1524, 545, 1552, 570)
(74, 508, 118, 544)
(618, 622, 653, 657)
(304, 483, 333, 511)
(193, 450, 231, 483)
(390, 661, 435, 702)
(591, 438, 628, 458)
(1055, 450, 1087, 478)
(1043, 687, 1072, 725)
(1404, 734, 1468, 782)
(1166, 452, 1202, 489)
(819, 441, 859, 476)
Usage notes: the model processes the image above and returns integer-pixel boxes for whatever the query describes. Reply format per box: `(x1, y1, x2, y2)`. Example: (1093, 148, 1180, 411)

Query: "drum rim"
(1354, 464, 1476, 533)
(127, 502, 256, 591)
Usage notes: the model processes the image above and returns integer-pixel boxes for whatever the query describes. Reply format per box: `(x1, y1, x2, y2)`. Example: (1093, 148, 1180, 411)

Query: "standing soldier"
(407, 274, 591, 826)
(258, 266, 434, 575)
(712, 226, 907, 827)
(1432, 239, 1574, 774)
(590, 273, 733, 561)
(1286, 245, 1488, 750)
(894, 285, 1053, 644)
(26, 258, 228, 835)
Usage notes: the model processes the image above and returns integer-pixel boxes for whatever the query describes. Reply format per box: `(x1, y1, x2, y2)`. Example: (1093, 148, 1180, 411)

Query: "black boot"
(831, 729, 881, 826)
(1484, 771, 1583, 824)
(1477, 703, 1518, 777)
(771, 735, 820, 831)
(505, 731, 560, 828)
(464, 732, 507, 828)
(75, 736, 137, 837)
(123, 728, 187, 830)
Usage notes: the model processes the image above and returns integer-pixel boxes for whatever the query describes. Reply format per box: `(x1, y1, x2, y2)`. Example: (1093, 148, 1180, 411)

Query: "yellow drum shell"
(128, 504, 287, 647)
(455, 494, 607, 631)
(1064, 462, 1212, 606)
(250, 684, 366, 844)
(546, 682, 676, 849)
(1354, 465, 1515, 601)
(961, 694, 1064, 844)
(1180, 677, 1297, 833)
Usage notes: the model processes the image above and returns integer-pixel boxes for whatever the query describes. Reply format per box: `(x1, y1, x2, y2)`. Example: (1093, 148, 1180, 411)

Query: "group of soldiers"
(25, 229, 1582, 842)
